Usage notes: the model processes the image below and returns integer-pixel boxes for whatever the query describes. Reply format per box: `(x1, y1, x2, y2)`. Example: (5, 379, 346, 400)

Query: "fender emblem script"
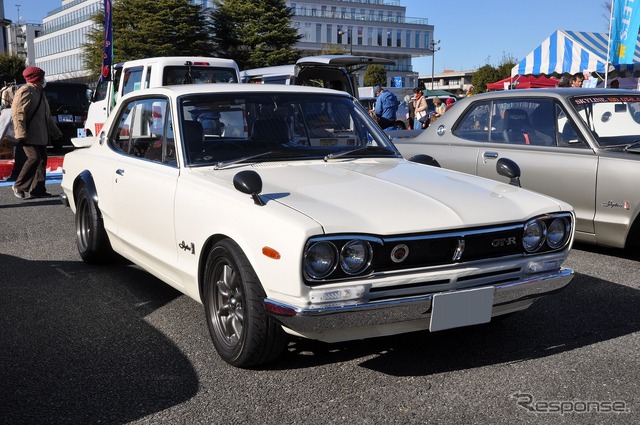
(179, 241, 196, 255)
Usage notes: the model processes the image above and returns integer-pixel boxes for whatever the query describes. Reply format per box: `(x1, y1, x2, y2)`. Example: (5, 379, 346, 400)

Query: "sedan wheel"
(75, 185, 113, 264)
(203, 239, 287, 368)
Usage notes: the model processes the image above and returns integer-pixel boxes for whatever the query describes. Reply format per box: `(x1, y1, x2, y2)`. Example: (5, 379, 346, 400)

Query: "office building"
(21, 0, 434, 87)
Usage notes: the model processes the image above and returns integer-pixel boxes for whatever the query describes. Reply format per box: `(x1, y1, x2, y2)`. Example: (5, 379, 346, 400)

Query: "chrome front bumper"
(264, 268, 574, 335)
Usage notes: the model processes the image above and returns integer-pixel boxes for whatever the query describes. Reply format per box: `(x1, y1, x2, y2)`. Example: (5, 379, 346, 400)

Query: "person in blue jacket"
(372, 85, 398, 130)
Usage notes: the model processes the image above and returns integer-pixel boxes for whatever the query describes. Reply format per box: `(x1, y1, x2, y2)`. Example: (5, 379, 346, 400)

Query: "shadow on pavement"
(0, 253, 199, 424)
(272, 270, 640, 375)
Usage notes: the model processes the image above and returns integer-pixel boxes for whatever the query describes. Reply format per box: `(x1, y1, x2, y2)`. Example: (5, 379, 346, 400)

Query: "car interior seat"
(182, 120, 204, 161)
(502, 108, 533, 144)
(251, 117, 289, 144)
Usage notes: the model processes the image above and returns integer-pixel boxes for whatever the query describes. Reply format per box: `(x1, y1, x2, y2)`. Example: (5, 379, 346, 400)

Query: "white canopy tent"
(512, 30, 640, 78)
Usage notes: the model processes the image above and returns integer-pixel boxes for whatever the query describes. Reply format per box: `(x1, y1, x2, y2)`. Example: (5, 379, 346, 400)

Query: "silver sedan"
(394, 88, 640, 249)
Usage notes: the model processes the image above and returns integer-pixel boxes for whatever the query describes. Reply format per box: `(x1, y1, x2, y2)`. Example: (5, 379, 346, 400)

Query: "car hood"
(195, 159, 569, 234)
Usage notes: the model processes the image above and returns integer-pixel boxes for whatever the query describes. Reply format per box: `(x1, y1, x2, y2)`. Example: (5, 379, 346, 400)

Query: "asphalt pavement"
(1, 182, 640, 424)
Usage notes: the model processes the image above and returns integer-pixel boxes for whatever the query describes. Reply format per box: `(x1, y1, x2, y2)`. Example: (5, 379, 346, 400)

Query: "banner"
(99, 0, 113, 82)
(609, 0, 640, 64)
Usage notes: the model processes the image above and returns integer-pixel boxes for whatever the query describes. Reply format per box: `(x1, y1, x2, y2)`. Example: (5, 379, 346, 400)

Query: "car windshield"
(179, 92, 400, 166)
(569, 94, 640, 148)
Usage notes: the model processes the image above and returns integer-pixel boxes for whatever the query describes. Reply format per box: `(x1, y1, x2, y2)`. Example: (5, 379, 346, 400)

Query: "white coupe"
(61, 84, 575, 368)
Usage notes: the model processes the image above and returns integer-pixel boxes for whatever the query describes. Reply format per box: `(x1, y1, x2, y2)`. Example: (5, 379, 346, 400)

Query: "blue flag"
(99, 0, 113, 82)
(610, 0, 640, 64)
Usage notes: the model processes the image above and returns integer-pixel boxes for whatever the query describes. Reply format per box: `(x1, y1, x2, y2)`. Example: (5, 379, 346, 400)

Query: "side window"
(144, 66, 152, 89)
(111, 101, 134, 153)
(452, 101, 491, 142)
(122, 67, 144, 96)
(557, 108, 588, 148)
(144, 100, 177, 165)
(498, 99, 555, 146)
(111, 98, 176, 163)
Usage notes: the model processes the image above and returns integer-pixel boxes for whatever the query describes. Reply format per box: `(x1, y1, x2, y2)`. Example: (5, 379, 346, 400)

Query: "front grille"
(375, 225, 523, 272)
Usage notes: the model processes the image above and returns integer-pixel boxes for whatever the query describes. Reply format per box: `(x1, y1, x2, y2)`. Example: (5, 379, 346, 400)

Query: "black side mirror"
(496, 157, 521, 187)
(409, 154, 441, 167)
(233, 170, 265, 205)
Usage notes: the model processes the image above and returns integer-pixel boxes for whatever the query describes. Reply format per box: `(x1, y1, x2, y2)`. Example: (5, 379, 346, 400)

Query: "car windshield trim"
(178, 92, 398, 167)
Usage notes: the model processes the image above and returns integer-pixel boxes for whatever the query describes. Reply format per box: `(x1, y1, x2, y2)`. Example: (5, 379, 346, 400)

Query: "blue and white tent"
(512, 30, 640, 77)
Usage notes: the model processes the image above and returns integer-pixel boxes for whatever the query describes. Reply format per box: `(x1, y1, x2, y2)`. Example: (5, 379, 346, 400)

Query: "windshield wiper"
(214, 151, 274, 170)
(323, 145, 395, 162)
(624, 141, 640, 152)
(214, 151, 312, 169)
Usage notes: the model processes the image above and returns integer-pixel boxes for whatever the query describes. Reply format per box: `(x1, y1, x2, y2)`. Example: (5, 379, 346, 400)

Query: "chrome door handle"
(483, 151, 498, 159)
(116, 169, 125, 176)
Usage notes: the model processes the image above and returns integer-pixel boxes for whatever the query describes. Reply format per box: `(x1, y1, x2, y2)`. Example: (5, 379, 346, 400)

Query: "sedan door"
(471, 99, 598, 236)
(109, 96, 182, 284)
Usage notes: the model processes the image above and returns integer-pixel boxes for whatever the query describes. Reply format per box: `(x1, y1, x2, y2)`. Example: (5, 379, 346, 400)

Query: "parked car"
(240, 55, 395, 99)
(44, 82, 91, 150)
(60, 84, 575, 367)
(393, 88, 640, 250)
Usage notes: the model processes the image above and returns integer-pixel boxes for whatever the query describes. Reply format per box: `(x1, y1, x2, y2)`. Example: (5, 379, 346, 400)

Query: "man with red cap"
(11, 66, 62, 199)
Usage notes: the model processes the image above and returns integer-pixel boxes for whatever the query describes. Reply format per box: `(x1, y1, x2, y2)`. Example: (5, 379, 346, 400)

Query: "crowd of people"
(371, 85, 457, 132)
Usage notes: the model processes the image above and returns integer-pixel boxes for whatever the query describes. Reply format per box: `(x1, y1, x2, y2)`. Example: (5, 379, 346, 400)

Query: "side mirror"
(409, 154, 441, 167)
(233, 170, 265, 205)
(496, 157, 521, 187)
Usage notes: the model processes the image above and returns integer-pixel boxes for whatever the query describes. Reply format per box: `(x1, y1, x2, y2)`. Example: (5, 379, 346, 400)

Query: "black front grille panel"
(374, 226, 524, 272)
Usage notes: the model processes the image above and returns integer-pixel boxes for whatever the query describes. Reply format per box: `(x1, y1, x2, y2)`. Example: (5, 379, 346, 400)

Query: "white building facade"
(28, 0, 433, 87)
(289, 0, 433, 89)
(33, 0, 102, 81)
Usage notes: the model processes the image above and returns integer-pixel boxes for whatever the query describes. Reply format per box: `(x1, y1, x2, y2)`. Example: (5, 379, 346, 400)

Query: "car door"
(472, 98, 598, 236)
(110, 96, 182, 284)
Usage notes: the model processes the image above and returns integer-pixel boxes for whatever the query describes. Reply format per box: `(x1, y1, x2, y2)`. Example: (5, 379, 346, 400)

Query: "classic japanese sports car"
(394, 88, 640, 250)
(61, 84, 575, 368)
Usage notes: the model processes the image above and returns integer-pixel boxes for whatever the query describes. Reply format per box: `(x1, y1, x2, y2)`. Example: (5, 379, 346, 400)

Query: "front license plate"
(429, 287, 495, 332)
(58, 114, 74, 123)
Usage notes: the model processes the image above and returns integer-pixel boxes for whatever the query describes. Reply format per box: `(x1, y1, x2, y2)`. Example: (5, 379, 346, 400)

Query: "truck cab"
(85, 56, 240, 136)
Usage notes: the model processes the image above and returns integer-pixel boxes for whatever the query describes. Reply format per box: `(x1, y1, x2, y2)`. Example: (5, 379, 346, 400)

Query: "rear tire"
(203, 239, 288, 368)
(75, 185, 113, 264)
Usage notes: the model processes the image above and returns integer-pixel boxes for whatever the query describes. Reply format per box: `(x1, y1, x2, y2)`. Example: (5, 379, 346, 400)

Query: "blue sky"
(7, 0, 613, 76)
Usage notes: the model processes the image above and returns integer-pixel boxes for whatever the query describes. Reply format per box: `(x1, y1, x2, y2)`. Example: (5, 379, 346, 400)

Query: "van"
(85, 56, 240, 136)
(44, 82, 91, 150)
(240, 55, 395, 99)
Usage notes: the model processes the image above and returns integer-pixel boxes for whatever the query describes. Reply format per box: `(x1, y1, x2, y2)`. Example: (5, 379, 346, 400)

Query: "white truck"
(85, 56, 240, 136)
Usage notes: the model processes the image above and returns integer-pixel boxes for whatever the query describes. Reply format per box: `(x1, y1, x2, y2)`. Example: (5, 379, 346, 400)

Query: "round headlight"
(547, 217, 569, 249)
(340, 240, 372, 275)
(304, 241, 338, 279)
(523, 219, 546, 252)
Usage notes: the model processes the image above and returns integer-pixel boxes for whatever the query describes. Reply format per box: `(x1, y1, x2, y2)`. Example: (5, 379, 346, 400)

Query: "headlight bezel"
(521, 213, 573, 254)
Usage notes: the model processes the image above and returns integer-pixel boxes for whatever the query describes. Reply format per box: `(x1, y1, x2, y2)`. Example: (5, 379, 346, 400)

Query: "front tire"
(75, 185, 113, 264)
(203, 239, 287, 368)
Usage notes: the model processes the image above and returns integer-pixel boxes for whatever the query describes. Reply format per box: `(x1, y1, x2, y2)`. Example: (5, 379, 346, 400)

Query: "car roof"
(472, 87, 640, 100)
(120, 83, 355, 99)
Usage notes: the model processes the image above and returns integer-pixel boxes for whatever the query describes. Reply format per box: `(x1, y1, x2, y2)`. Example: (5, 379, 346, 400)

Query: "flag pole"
(606, 0, 614, 88)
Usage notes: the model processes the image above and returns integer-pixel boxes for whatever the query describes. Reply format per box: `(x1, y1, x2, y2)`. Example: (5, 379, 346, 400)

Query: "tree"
(496, 53, 517, 81)
(83, 0, 215, 80)
(470, 64, 500, 94)
(0, 54, 26, 84)
(210, 0, 302, 70)
(363, 64, 386, 87)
